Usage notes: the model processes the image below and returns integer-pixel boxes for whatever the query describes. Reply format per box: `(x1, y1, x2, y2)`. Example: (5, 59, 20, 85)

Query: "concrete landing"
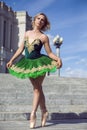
(0, 119, 87, 130)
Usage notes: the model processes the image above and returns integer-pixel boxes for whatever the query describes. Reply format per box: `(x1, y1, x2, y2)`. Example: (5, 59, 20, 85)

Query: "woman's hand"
(56, 58, 62, 69)
(6, 60, 13, 68)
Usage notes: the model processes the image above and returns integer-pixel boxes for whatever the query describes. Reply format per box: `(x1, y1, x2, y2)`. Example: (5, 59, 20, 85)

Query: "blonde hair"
(32, 13, 50, 31)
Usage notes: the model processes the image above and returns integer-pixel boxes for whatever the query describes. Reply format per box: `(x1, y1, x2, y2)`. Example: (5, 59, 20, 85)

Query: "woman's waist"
(25, 51, 42, 59)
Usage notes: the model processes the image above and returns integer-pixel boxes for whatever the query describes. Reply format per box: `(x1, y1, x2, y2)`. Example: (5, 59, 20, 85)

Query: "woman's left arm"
(43, 35, 62, 68)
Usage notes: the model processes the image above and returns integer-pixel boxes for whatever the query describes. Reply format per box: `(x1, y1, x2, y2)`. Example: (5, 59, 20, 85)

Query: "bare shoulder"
(24, 30, 32, 37)
(41, 34, 49, 43)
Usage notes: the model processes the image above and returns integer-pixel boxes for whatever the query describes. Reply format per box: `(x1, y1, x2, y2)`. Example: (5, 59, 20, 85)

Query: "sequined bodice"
(24, 38, 43, 59)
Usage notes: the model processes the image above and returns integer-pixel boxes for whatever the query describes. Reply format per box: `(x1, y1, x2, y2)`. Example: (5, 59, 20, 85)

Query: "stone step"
(0, 105, 87, 121)
(0, 75, 87, 95)
(0, 95, 87, 106)
(0, 83, 87, 95)
(0, 104, 87, 113)
(0, 74, 87, 84)
(0, 74, 87, 121)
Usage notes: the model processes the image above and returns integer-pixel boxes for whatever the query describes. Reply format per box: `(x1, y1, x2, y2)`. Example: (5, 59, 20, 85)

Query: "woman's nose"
(39, 19, 41, 22)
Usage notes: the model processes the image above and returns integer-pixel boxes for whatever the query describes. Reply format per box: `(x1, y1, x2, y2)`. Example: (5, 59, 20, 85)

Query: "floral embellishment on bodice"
(24, 37, 42, 54)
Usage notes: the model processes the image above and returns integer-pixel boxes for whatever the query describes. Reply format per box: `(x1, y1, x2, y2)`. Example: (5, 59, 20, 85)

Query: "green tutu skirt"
(8, 55, 57, 79)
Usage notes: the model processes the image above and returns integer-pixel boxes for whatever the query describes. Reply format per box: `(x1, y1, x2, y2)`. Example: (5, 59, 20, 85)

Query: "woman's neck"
(33, 27, 41, 33)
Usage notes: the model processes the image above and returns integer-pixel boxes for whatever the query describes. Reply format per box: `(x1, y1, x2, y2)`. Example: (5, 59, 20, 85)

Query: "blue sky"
(2, 0, 87, 78)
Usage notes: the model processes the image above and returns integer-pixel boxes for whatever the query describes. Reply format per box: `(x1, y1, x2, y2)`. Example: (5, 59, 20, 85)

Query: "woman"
(6, 13, 62, 128)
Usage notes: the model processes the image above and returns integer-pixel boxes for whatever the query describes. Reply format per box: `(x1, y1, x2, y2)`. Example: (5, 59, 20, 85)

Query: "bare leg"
(29, 74, 48, 127)
(37, 75, 47, 112)
(29, 75, 46, 113)
(29, 76, 44, 128)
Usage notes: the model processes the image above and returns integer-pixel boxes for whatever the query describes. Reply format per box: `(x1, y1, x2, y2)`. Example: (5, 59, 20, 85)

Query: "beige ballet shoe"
(30, 113, 36, 129)
(41, 111, 49, 127)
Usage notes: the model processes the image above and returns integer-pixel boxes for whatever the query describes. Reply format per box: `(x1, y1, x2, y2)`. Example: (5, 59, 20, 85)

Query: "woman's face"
(34, 15, 46, 29)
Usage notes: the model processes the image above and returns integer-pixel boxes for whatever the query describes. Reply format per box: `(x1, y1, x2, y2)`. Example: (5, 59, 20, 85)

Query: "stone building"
(0, 1, 32, 73)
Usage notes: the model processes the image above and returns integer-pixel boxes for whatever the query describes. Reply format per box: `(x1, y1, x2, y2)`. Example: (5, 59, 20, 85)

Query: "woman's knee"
(34, 86, 42, 93)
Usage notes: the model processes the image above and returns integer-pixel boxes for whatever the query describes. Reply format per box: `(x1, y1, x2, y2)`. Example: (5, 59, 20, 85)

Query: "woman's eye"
(42, 19, 44, 22)
(37, 17, 45, 23)
(41, 19, 45, 23)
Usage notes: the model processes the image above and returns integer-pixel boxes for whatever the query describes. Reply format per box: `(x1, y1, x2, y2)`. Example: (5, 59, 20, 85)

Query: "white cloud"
(80, 32, 87, 39)
(62, 67, 87, 78)
(61, 40, 87, 56)
(76, 58, 87, 66)
(13, 2, 16, 6)
(61, 57, 87, 78)
(63, 56, 79, 62)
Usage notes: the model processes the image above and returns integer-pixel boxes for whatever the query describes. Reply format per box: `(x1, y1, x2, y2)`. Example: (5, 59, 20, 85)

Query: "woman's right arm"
(6, 42, 24, 68)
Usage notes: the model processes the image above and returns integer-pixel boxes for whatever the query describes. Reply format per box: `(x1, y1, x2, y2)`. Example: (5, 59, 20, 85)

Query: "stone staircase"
(0, 74, 87, 121)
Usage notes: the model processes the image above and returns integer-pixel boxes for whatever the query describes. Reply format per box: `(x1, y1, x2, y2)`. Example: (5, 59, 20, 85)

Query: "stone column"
(6, 20, 11, 49)
(0, 16, 4, 46)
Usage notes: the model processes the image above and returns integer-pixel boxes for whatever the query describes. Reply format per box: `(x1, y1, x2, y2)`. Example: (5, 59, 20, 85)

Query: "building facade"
(0, 2, 32, 73)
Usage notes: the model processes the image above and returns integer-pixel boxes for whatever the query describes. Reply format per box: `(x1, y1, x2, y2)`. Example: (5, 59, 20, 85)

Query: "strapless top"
(24, 38, 43, 59)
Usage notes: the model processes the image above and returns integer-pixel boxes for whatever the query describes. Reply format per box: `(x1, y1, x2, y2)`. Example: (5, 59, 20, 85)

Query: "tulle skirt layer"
(8, 55, 57, 79)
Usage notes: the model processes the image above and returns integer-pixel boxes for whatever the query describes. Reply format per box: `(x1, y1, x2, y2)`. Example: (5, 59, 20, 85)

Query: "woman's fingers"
(6, 61, 12, 68)
(57, 59, 62, 68)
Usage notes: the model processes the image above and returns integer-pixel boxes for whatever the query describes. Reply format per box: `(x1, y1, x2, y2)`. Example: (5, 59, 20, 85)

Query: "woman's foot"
(41, 111, 49, 127)
(30, 113, 36, 129)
